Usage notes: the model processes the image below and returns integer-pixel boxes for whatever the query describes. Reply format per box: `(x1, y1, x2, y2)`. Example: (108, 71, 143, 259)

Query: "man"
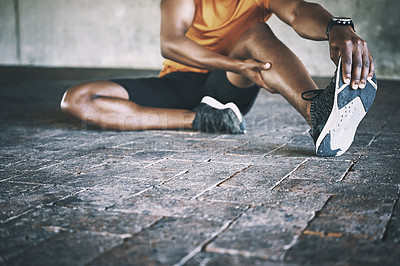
(60, 0, 377, 157)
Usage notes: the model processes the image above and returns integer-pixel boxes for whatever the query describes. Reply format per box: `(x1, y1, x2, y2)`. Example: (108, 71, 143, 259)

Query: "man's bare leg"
(61, 81, 195, 130)
(227, 22, 319, 125)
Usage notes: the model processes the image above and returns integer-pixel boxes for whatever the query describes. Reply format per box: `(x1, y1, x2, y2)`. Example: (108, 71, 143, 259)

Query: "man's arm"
(269, 0, 375, 89)
(159, 0, 270, 88)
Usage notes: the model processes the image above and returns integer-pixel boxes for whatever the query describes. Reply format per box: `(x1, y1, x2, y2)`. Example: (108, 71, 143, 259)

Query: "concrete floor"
(0, 66, 399, 265)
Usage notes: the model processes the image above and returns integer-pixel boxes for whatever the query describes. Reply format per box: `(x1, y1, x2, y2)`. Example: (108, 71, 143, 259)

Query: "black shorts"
(111, 70, 260, 115)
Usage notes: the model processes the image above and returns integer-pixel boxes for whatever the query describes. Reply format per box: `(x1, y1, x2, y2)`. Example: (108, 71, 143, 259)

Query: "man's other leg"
(226, 22, 319, 125)
(226, 22, 378, 157)
(60, 81, 195, 130)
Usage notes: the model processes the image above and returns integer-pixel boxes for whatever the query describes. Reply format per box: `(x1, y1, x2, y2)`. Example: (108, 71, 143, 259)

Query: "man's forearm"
(270, 0, 333, 41)
(161, 35, 244, 73)
(161, 34, 271, 89)
(291, 2, 333, 40)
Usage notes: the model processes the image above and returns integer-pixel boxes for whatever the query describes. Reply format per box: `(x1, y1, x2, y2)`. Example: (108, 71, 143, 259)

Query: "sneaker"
(302, 60, 378, 157)
(192, 96, 246, 134)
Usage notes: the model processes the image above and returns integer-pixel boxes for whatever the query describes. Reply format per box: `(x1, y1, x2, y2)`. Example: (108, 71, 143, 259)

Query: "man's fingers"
(256, 62, 271, 87)
(341, 55, 352, 85)
(351, 50, 363, 90)
(256, 63, 277, 93)
(263, 62, 272, 70)
(256, 75, 267, 89)
(329, 46, 340, 66)
(340, 41, 354, 84)
(359, 52, 370, 89)
(368, 54, 375, 79)
(256, 61, 271, 71)
(329, 27, 376, 88)
(254, 72, 269, 89)
(341, 39, 373, 90)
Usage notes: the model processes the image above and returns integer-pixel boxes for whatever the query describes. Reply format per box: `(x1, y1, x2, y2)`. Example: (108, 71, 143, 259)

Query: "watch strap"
(326, 18, 355, 40)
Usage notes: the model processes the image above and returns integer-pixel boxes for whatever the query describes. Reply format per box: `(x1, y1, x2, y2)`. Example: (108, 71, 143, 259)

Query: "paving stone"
(9, 150, 188, 187)
(345, 155, 400, 185)
(367, 132, 400, 156)
(13, 131, 115, 152)
(89, 201, 247, 265)
(0, 170, 17, 182)
(55, 178, 158, 209)
(285, 234, 400, 265)
(116, 133, 195, 152)
(116, 133, 245, 153)
(281, 158, 353, 181)
(113, 196, 247, 219)
(88, 217, 206, 265)
(267, 143, 316, 158)
(200, 187, 330, 212)
(350, 132, 377, 149)
(0, 205, 162, 261)
(6, 230, 124, 266)
(0, 182, 38, 198)
(383, 197, 400, 243)
(348, 241, 400, 265)
(169, 151, 218, 162)
(210, 143, 293, 164)
(0, 146, 65, 173)
(223, 136, 291, 155)
(386, 104, 400, 133)
(206, 205, 314, 262)
(0, 221, 57, 261)
(219, 158, 306, 188)
(274, 177, 399, 199)
(125, 161, 192, 181)
(10, 169, 116, 188)
(200, 153, 258, 165)
(32, 205, 160, 235)
(306, 196, 395, 240)
(0, 183, 81, 223)
(136, 161, 251, 200)
(187, 251, 290, 266)
(284, 194, 400, 264)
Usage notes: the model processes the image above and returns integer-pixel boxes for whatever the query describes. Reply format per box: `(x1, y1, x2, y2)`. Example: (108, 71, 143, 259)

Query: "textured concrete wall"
(0, 0, 18, 64)
(0, 0, 399, 78)
(0, 0, 163, 69)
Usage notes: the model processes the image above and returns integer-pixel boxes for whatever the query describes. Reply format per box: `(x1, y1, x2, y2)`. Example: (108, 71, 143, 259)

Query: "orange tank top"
(159, 0, 272, 77)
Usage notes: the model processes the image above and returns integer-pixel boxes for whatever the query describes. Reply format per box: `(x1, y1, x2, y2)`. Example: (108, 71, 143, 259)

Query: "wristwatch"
(326, 17, 355, 40)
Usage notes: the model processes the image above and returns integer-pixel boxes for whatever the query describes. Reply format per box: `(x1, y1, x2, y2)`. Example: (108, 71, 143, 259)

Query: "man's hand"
(269, 0, 375, 90)
(329, 26, 375, 90)
(237, 59, 273, 91)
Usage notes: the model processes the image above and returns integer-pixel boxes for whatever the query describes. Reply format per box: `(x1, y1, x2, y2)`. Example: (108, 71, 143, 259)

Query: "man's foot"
(302, 60, 378, 157)
(192, 96, 246, 134)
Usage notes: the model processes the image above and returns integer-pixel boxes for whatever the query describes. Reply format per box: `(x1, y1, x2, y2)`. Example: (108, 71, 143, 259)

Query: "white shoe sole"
(315, 61, 378, 157)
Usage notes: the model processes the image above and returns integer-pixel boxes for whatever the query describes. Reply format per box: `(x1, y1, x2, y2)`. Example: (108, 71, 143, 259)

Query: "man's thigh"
(111, 72, 209, 110)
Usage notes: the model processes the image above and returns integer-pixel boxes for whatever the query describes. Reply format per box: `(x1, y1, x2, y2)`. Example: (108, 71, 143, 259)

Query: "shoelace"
(301, 76, 336, 101)
(301, 90, 323, 101)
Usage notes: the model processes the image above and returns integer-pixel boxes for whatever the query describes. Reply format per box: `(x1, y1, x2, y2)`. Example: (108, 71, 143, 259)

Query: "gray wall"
(1, 0, 399, 78)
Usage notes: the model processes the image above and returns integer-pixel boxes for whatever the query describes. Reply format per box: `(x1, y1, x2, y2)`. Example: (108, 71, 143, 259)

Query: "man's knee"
(60, 83, 93, 115)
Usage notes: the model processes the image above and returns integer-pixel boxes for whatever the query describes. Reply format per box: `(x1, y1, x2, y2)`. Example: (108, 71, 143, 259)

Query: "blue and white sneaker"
(192, 96, 246, 134)
(302, 60, 378, 157)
